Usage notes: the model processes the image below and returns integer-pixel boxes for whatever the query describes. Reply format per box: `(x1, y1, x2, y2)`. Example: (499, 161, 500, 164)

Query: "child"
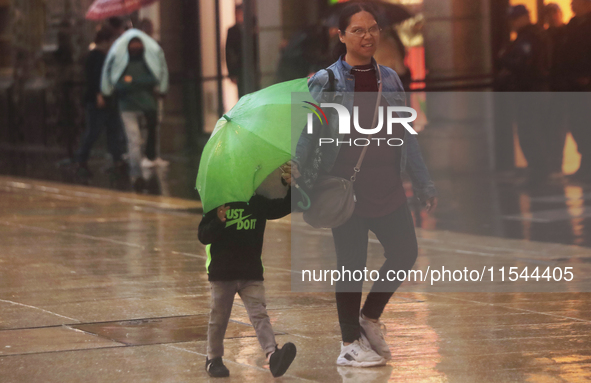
(198, 163, 297, 378)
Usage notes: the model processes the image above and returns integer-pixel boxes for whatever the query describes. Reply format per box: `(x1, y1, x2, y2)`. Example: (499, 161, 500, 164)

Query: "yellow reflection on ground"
(565, 185, 585, 244)
(563, 133, 581, 175)
(515, 130, 581, 175)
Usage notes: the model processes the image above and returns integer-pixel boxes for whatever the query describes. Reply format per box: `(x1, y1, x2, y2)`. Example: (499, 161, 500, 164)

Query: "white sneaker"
(141, 158, 156, 168)
(359, 312, 392, 360)
(153, 157, 169, 167)
(336, 340, 386, 367)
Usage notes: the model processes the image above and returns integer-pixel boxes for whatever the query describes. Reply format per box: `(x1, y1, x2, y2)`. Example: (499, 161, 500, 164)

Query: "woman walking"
(294, 2, 437, 367)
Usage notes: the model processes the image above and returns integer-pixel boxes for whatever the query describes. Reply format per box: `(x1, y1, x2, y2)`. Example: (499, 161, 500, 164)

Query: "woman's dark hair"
(332, 2, 380, 60)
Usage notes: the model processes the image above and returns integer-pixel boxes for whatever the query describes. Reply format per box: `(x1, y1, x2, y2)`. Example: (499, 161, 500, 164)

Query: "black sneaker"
(205, 357, 229, 378)
(269, 343, 297, 377)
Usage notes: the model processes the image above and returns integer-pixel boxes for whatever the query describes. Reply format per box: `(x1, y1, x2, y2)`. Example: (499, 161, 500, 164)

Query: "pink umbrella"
(86, 0, 159, 20)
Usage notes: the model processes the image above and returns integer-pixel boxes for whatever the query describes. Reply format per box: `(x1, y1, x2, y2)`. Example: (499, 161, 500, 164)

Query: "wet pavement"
(0, 145, 202, 200)
(1, 176, 591, 382)
(428, 171, 591, 248)
(4, 146, 591, 248)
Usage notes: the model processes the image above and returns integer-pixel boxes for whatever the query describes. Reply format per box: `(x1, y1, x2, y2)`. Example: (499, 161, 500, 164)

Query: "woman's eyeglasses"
(345, 25, 381, 38)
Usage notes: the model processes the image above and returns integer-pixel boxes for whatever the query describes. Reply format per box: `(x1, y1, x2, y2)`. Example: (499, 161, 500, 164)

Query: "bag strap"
(326, 69, 336, 92)
(351, 65, 382, 182)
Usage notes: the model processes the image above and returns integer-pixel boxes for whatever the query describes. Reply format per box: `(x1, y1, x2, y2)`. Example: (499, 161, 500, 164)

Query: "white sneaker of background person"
(359, 311, 392, 360)
(337, 335, 386, 367)
(141, 157, 156, 168)
(153, 157, 169, 167)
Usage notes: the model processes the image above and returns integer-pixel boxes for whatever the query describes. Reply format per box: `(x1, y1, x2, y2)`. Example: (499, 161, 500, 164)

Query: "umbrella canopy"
(196, 78, 313, 214)
(329, 0, 413, 26)
(86, 0, 159, 20)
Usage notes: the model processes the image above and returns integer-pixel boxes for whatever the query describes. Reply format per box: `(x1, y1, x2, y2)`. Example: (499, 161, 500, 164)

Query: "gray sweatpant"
(207, 280, 276, 359)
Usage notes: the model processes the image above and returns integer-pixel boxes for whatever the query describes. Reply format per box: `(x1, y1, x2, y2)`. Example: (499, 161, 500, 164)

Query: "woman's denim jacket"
(294, 56, 437, 203)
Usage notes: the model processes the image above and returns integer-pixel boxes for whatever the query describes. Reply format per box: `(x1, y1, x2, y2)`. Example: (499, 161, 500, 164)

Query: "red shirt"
(329, 64, 406, 218)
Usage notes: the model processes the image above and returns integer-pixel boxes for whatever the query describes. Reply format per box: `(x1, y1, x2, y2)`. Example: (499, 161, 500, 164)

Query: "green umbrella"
(196, 78, 312, 214)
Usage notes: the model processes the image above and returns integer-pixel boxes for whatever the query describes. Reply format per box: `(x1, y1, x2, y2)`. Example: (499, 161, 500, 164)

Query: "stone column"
(420, 0, 495, 174)
(257, 0, 282, 87)
(159, 0, 201, 152)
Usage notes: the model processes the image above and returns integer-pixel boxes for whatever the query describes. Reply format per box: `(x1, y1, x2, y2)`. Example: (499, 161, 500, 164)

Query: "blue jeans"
(76, 103, 125, 164)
